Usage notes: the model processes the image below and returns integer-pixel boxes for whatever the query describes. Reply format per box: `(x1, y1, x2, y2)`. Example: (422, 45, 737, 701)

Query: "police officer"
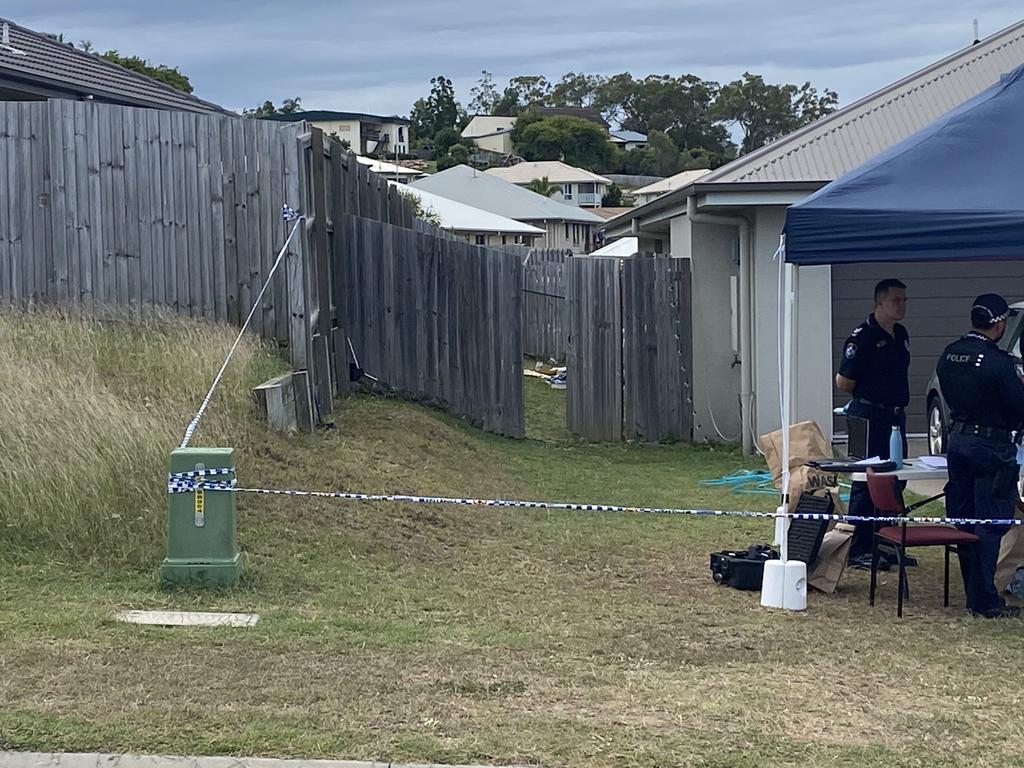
(836, 278, 910, 567)
(936, 293, 1024, 618)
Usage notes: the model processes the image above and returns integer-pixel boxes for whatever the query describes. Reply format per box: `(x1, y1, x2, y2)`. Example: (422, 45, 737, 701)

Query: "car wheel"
(928, 398, 947, 456)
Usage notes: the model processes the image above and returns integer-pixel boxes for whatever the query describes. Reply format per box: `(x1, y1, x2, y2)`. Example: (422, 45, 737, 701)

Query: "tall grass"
(0, 307, 285, 567)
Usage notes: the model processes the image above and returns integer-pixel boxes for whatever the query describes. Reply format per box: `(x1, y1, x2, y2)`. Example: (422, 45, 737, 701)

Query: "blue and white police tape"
(179, 207, 305, 450)
(166, 469, 1024, 527)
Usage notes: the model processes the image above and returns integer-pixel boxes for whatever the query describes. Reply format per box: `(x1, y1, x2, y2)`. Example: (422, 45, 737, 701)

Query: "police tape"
(166, 469, 1024, 527)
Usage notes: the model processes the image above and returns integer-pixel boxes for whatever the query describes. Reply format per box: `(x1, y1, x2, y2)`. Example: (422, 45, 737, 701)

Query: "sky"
(6, 1, 1023, 117)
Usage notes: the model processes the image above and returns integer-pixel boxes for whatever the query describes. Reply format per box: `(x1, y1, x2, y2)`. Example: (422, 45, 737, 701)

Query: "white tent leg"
(762, 244, 808, 610)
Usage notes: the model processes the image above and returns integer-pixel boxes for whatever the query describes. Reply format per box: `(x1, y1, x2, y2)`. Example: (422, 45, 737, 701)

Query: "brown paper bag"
(758, 420, 845, 513)
(808, 522, 855, 593)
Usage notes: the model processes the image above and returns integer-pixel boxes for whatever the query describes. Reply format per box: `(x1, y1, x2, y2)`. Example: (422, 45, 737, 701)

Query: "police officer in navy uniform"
(836, 278, 910, 567)
(936, 293, 1024, 618)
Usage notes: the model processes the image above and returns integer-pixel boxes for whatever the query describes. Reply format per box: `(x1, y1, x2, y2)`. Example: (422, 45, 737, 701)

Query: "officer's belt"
(853, 397, 904, 415)
(950, 422, 1014, 443)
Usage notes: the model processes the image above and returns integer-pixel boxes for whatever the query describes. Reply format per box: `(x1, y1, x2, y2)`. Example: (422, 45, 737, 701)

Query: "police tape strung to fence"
(178, 205, 305, 450)
(166, 469, 1024, 528)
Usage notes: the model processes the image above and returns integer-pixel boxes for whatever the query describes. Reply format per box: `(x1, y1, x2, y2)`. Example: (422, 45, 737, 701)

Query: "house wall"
(453, 230, 539, 247)
(750, 207, 833, 441)
(550, 182, 606, 208)
(308, 119, 408, 155)
(671, 215, 743, 442)
(528, 220, 594, 253)
(472, 133, 513, 154)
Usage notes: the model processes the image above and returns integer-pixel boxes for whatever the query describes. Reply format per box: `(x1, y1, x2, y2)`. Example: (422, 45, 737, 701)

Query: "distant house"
(0, 18, 228, 113)
(357, 156, 430, 184)
(631, 168, 711, 205)
(395, 183, 544, 247)
(608, 129, 648, 152)
(410, 164, 606, 253)
(461, 115, 517, 155)
(264, 110, 410, 156)
(484, 161, 611, 208)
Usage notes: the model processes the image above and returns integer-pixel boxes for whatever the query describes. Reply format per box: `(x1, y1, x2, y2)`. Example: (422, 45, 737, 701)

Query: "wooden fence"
(0, 102, 530, 437)
(0, 99, 306, 344)
(522, 247, 570, 361)
(566, 256, 693, 442)
(337, 214, 524, 437)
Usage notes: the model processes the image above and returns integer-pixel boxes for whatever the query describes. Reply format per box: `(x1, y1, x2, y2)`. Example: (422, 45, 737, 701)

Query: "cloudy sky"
(6, 1, 1023, 117)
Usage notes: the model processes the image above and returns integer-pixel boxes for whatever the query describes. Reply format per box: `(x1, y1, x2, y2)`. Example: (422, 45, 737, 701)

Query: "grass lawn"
(3, 324, 1024, 768)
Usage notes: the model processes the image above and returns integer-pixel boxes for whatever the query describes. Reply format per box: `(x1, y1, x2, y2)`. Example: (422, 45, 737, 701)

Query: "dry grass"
(2, 318, 1024, 767)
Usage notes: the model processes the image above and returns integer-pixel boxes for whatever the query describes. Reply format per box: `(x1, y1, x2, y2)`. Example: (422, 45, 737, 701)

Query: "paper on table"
(918, 455, 948, 469)
(854, 456, 886, 465)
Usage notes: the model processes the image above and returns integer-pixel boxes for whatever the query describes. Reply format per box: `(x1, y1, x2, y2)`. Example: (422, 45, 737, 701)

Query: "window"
(564, 223, 570, 239)
(475, 234, 487, 246)
(562, 183, 573, 200)
(578, 182, 595, 193)
(501, 235, 507, 245)
(398, 127, 405, 142)
(573, 224, 579, 244)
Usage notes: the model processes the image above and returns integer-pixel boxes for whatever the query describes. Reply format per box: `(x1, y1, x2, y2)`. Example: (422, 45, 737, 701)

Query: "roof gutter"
(687, 196, 755, 455)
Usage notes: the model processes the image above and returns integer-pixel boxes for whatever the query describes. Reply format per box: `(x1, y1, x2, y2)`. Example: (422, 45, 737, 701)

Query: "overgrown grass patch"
(3, 322, 1024, 767)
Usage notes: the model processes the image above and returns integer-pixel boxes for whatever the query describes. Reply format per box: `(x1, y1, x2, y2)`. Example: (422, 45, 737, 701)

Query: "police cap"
(971, 293, 1011, 328)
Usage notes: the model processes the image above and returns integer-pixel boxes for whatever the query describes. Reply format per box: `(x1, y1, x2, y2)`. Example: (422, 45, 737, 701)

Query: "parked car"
(925, 302, 1024, 455)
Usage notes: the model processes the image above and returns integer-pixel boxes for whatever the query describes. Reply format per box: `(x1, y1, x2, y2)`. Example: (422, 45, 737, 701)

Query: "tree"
(712, 72, 838, 154)
(548, 72, 606, 108)
(431, 127, 463, 159)
(525, 176, 560, 197)
(436, 143, 470, 171)
(513, 115, 613, 171)
(602, 182, 623, 207)
(100, 50, 193, 93)
(409, 75, 462, 144)
(243, 97, 303, 118)
(468, 70, 501, 115)
(645, 130, 684, 176)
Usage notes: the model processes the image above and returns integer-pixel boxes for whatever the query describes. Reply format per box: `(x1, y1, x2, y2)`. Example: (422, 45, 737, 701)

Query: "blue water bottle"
(889, 425, 904, 467)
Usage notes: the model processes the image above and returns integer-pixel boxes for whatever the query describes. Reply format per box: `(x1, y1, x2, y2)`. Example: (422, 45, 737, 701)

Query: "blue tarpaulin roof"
(783, 63, 1024, 265)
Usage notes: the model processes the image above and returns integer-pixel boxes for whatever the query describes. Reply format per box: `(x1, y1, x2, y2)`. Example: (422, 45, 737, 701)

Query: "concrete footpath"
(0, 754, 526, 768)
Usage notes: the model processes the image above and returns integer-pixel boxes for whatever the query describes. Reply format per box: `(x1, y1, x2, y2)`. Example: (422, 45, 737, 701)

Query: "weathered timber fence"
(0, 99, 306, 344)
(522, 247, 571, 361)
(1, 103, 532, 437)
(338, 214, 524, 437)
(566, 255, 693, 442)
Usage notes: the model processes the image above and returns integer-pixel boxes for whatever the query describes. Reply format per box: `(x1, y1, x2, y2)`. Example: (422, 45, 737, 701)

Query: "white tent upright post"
(762, 241, 807, 610)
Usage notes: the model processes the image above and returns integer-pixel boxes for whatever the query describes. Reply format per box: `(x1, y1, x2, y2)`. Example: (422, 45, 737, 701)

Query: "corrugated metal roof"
(0, 17, 228, 114)
(609, 129, 647, 142)
(409, 165, 606, 224)
(706, 18, 1024, 183)
(393, 183, 545, 236)
(264, 110, 410, 124)
(485, 160, 611, 185)
(632, 168, 711, 196)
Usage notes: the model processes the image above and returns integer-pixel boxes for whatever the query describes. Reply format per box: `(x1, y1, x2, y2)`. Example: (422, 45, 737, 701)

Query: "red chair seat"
(877, 525, 979, 547)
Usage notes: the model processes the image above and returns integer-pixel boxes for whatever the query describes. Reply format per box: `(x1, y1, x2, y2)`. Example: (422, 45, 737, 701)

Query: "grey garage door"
(831, 262, 1024, 434)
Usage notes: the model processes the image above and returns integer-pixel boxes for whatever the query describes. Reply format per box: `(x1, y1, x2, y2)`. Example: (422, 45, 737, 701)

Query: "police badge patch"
(845, 343, 857, 359)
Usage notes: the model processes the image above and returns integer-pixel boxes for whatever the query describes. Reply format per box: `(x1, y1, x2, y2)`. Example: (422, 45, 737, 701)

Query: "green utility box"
(162, 447, 240, 586)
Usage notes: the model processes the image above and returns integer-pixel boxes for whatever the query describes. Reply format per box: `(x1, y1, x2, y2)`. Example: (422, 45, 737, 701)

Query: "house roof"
(485, 160, 611, 185)
(0, 18, 228, 114)
(590, 237, 639, 257)
(357, 156, 430, 178)
(263, 110, 410, 125)
(462, 115, 517, 138)
(393, 182, 545, 236)
(706, 18, 1024, 184)
(609, 129, 647, 143)
(591, 207, 635, 220)
(603, 17, 1024, 231)
(632, 168, 711, 197)
(409, 165, 606, 224)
